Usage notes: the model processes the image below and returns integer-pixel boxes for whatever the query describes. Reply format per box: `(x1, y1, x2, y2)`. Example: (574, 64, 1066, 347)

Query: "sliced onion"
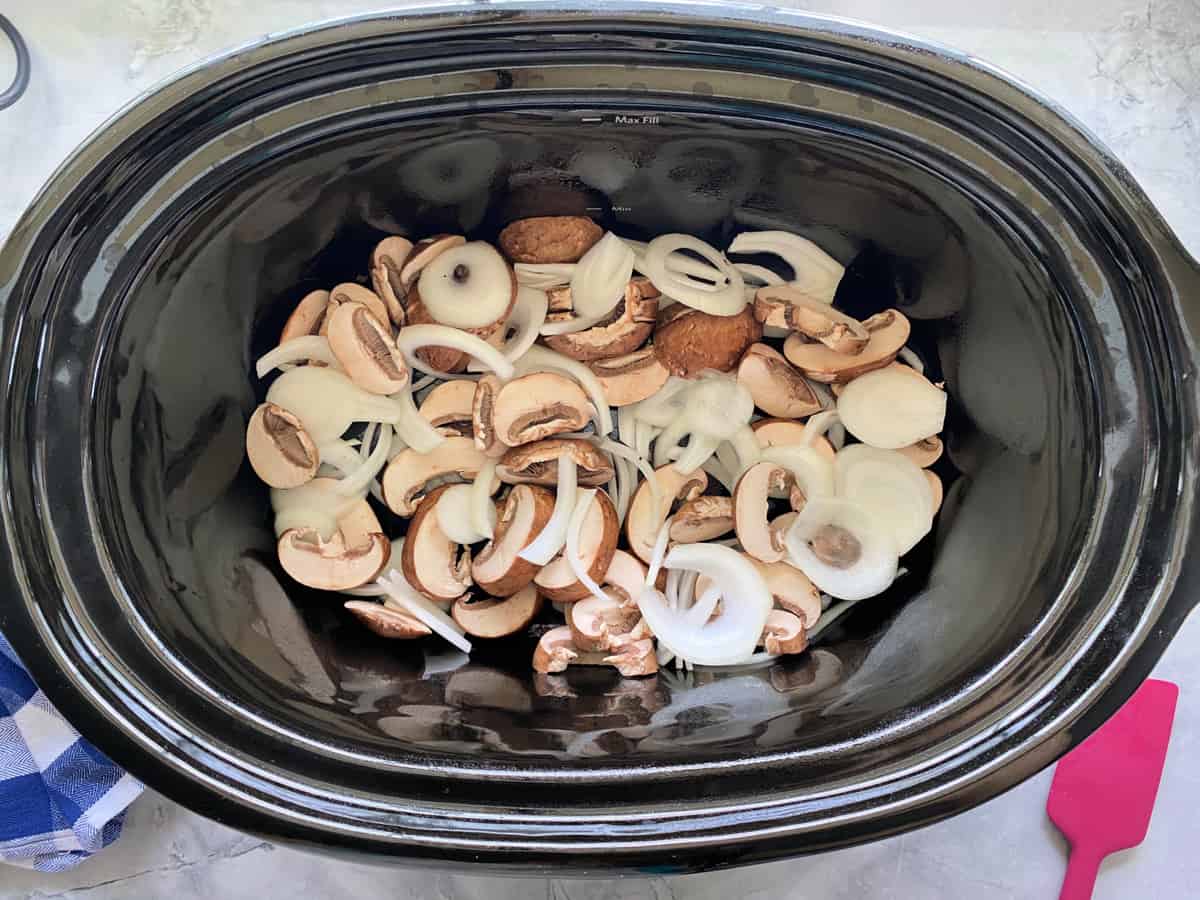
(358, 423, 378, 460)
(594, 437, 661, 519)
(389, 383, 446, 454)
(640, 234, 745, 316)
(395, 324, 516, 381)
(801, 409, 841, 447)
(487, 286, 548, 362)
(334, 424, 391, 497)
(728, 231, 843, 305)
(898, 346, 925, 374)
(518, 455, 578, 565)
(673, 435, 719, 475)
(734, 263, 784, 287)
(834, 444, 933, 554)
(629, 376, 692, 428)
(514, 262, 574, 289)
(570, 233, 636, 318)
(617, 405, 638, 447)
(760, 444, 836, 500)
(435, 484, 485, 544)
(317, 439, 364, 478)
(685, 583, 723, 628)
(565, 489, 617, 605)
(837, 366, 946, 449)
(513, 344, 613, 436)
(635, 420, 658, 462)
(377, 566, 472, 653)
(665, 567, 683, 612)
(675, 374, 755, 442)
(652, 416, 689, 468)
(644, 517, 673, 588)
(470, 459, 498, 541)
(255, 335, 340, 378)
(783, 497, 898, 600)
(410, 373, 440, 393)
(701, 457, 735, 493)
(638, 543, 772, 666)
(730, 424, 762, 474)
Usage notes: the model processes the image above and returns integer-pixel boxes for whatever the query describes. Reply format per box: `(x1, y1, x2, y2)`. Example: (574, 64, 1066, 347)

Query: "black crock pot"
(1, 2, 1198, 873)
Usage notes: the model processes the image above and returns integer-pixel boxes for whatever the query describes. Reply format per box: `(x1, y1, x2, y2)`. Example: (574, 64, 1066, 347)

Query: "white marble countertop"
(1, 2, 1197, 898)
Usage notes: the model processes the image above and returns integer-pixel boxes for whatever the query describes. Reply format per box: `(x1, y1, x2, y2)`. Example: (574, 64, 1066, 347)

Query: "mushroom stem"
(518, 455, 578, 565)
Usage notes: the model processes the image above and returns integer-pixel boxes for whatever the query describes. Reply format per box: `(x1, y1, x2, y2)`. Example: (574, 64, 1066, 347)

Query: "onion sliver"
(396, 324, 515, 381)
(334, 424, 391, 497)
(734, 263, 784, 287)
(513, 345, 613, 436)
(493, 286, 548, 360)
(836, 366, 946, 449)
(514, 262, 574, 289)
(644, 517, 673, 588)
(730, 424, 762, 474)
(518, 455, 578, 565)
(685, 584, 723, 628)
(801, 409, 841, 447)
(728, 231, 843, 305)
(673, 435, 719, 475)
(570, 233, 635, 318)
(640, 234, 745, 316)
(761, 444, 835, 500)
(539, 312, 607, 336)
(470, 459, 498, 541)
(266, 366, 401, 445)
(783, 497, 898, 600)
(638, 543, 772, 666)
(594, 437, 661, 519)
(389, 384, 446, 454)
(255, 335, 340, 377)
(378, 566, 472, 653)
(898, 346, 925, 374)
(565, 489, 617, 606)
(701, 457, 735, 493)
(834, 445, 933, 554)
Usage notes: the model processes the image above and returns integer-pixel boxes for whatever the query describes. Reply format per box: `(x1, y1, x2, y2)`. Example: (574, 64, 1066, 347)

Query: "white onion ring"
(640, 234, 745, 316)
(395, 324, 515, 381)
(728, 231, 844, 305)
(255, 335, 340, 377)
(514, 263, 574, 289)
(334, 423, 391, 497)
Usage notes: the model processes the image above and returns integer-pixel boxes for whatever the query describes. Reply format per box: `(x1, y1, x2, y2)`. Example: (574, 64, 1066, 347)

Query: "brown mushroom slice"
(344, 600, 431, 639)
(451, 584, 542, 638)
(246, 402, 319, 488)
(759, 610, 809, 655)
(897, 435, 944, 468)
(419, 379, 477, 436)
(534, 490, 619, 602)
(625, 465, 708, 563)
(369, 236, 414, 326)
(542, 278, 659, 361)
(327, 283, 391, 333)
(326, 301, 409, 394)
(602, 635, 658, 677)
(533, 625, 582, 673)
(399, 234, 466, 294)
(496, 438, 614, 487)
(752, 559, 822, 628)
(782, 309, 911, 383)
(588, 347, 671, 407)
(568, 591, 641, 651)
(277, 528, 390, 590)
(755, 285, 869, 353)
(669, 495, 735, 542)
(601, 549, 648, 606)
(280, 289, 332, 344)
(488, 372, 594, 447)
(471, 374, 506, 456)
(734, 462, 800, 563)
(499, 216, 604, 263)
(381, 435, 492, 516)
(737, 343, 823, 419)
(471, 484, 556, 596)
(400, 485, 473, 603)
(654, 303, 762, 378)
(752, 418, 835, 461)
(926, 470, 944, 515)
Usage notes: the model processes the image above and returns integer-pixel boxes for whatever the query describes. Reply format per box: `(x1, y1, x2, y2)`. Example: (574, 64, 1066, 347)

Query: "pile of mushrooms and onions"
(245, 215, 948, 675)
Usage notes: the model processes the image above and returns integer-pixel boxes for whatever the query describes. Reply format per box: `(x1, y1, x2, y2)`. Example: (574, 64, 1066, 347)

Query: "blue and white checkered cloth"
(0, 631, 142, 871)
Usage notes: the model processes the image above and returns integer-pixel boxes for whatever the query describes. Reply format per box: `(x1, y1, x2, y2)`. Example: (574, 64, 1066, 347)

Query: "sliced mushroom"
(471, 484, 556, 596)
(246, 402, 319, 488)
(496, 438, 614, 487)
(734, 462, 801, 563)
(280, 289, 331, 344)
(569, 590, 641, 651)
(327, 283, 391, 333)
(403, 284, 510, 374)
(369, 236, 414, 326)
(898, 435, 944, 468)
(534, 490, 619, 602)
(755, 285, 869, 353)
(326, 300, 409, 394)
(926, 470, 944, 515)
(471, 374, 506, 456)
(400, 485, 473, 602)
(533, 626, 582, 673)
(587, 347, 671, 407)
(736, 343, 823, 419)
(419, 379, 477, 436)
(752, 418, 836, 461)
(782, 309, 911, 383)
(485, 372, 594, 447)
(654, 303, 763, 378)
(669, 495, 735, 542)
(542, 278, 660, 361)
(499, 215, 603, 263)
(277, 528, 389, 590)
(752, 558, 821, 627)
(451, 584, 542, 638)
(344, 599, 431, 639)
(759, 609, 808, 655)
(625, 465, 708, 563)
(602, 635, 658, 677)
(601, 549, 648, 605)
(399, 234, 466, 295)
(381, 435, 492, 516)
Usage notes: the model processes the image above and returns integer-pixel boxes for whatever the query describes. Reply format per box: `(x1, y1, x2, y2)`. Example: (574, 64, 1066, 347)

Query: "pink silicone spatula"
(1047, 678, 1179, 900)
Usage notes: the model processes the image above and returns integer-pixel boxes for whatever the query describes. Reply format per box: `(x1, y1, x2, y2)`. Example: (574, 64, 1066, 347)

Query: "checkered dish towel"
(0, 631, 142, 871)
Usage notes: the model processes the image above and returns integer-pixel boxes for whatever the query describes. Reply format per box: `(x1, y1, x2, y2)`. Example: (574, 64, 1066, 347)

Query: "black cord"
(0, 14, 30, 111)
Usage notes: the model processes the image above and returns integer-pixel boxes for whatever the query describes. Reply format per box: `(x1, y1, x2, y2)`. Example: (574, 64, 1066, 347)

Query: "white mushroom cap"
(733, 462, 799, 563)
(759, 609, 808, 655)
(369, 236, 414, 326)
(280, 289, 331, 344)
(669, 495, 735, 543)
(344, 600, 431, 639)
(327, 283, 392, 333)
(587, 347, 671, 407)
(496, 438, 614, 487)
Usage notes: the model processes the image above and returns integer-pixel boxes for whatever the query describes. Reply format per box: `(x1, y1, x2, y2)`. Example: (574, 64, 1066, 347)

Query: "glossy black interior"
(3, 8, 1196, 867)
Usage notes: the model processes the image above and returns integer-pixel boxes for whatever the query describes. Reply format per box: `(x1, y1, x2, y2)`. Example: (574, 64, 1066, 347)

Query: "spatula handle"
(1059, 846, 1103, 900)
